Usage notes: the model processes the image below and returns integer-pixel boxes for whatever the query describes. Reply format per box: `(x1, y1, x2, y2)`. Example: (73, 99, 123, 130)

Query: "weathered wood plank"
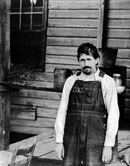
(10, 125, 55, 135)
(46, 46, 78, 56)
(108, 10, 130, 19)
(11, 110, 35, 120)
(47, 37, 97, 46)
(11, 105, 36, 120)
(48, 19, 98, 28)
(117, 49, 130, 59)
(108, 29, 130, 39)
(49, 10, 99, 19)
(11, 117, 55, 128)
(109, 0, 130, 10)
(116, 59, 130, 68)
(11, 97, 60, 108)
(37, 107, 58, 119)
(49, 1, 100, 9)
(34, 140, 55, 157)
(11, 104, 36, 112)
(11, 89, 61, 100)
(36, 137, 55, 147)
(108, 20, 130, 29)
(47, 28, 97, 37)
(39, 150, 60, 161)
(46, 55, 78, 65)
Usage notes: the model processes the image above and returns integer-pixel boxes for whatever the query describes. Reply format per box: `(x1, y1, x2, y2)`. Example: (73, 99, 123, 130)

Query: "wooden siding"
(10, 0, 130, 134)
(10, 89, 61, 134)
(46, 0, 130, 116)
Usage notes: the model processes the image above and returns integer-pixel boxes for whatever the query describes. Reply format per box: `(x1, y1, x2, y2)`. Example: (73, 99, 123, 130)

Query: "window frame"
(10, 0, 48, 71)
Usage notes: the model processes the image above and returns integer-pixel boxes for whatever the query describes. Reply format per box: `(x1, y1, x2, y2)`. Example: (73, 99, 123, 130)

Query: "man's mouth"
(83, 67, 91, 71)
(82, 67, 91, 75)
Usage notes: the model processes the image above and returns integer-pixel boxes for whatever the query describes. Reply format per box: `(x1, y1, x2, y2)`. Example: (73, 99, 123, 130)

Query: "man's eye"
(80, 59, 85, 62)
(87, 59, 91, 61)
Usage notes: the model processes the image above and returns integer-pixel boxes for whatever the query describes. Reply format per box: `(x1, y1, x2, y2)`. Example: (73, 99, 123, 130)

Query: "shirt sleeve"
(103, 75, 120, 147)
(55, 75, 76, 143)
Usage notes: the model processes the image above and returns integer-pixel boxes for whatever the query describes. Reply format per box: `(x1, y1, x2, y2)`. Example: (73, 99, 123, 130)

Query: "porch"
(7, 129, 130, 166)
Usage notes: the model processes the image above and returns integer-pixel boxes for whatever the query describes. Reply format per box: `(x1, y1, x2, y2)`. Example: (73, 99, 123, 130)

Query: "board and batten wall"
(10, 0, 130, 135)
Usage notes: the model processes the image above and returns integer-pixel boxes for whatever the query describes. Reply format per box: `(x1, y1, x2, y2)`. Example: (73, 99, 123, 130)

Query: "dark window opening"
(10, 31, 42, 68)
(10, 0, 47, 69)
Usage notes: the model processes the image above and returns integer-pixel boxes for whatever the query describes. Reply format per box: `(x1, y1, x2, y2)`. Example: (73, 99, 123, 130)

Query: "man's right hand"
(55, 143, 64, 160)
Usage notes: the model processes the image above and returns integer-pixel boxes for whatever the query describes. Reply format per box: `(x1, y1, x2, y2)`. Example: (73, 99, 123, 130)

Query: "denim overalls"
(63, 71, 108, 166)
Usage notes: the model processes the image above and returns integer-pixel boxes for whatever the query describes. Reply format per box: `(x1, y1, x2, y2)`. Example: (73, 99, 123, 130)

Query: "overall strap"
(99, 70, 105, 78)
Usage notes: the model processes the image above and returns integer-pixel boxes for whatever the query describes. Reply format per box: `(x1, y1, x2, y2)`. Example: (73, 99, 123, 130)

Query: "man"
(55, 43, 119, 166)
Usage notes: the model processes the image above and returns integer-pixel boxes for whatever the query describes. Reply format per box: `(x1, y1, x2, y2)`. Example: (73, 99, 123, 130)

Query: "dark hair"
(77, 43, 100, 61)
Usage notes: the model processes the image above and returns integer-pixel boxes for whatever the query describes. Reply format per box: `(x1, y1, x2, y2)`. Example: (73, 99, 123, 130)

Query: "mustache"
(82, 66, 91, 70)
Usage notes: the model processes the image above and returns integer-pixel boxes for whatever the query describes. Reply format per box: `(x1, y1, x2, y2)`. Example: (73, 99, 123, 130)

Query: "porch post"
(0, 0, 11, 150)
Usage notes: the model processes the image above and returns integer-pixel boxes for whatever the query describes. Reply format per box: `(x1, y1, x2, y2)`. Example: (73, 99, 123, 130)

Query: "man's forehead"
(79, 54, 93, 59)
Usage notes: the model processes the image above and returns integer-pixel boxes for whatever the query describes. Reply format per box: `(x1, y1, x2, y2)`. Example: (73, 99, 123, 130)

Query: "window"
(10, 0, 48, 69)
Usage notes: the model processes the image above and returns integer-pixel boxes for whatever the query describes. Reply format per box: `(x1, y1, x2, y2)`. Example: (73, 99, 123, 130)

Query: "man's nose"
(84, 60, 88, 66)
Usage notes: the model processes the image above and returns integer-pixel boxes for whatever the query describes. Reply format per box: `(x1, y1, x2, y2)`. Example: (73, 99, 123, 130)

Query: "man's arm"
(104, 76, 119, 147)
(55, 76, 75, 159)
(102, 75, 120, 163)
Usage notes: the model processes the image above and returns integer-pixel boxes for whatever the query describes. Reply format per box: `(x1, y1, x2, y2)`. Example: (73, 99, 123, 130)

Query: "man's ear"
(96, 57, 100, 65)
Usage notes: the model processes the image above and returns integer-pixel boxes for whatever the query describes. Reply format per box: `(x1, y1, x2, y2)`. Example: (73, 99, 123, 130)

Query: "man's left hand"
(102, 146, 112, 163)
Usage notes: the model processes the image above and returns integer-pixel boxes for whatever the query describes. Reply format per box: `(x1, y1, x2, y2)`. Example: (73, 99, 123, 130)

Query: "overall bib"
(63, 71, 107, 166)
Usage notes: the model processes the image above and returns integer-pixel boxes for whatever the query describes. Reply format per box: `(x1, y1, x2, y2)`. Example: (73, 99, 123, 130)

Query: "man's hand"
(55, 143, 64, 160)
(102, 146, 112, 163)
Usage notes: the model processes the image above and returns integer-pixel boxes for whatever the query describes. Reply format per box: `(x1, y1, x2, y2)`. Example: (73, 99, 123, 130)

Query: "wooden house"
(1, 0, 130, 137)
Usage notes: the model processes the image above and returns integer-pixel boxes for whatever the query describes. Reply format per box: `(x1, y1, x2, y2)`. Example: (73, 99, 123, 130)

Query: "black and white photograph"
(0, 0, 130, 165)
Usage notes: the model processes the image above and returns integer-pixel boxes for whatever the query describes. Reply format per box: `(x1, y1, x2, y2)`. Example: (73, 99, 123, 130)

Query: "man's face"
(79, 54, 99, 75)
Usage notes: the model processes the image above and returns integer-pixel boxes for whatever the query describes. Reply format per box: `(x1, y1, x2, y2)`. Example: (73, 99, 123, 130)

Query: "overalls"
(63, 71, 108, 166)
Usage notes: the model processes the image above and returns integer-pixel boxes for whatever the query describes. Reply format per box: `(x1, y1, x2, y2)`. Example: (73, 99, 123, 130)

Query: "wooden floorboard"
(8, 130, 130, 166)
